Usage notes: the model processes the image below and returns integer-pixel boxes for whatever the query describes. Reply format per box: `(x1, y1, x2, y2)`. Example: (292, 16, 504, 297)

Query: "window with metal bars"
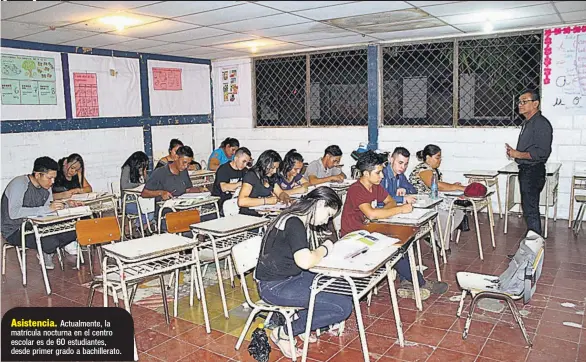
(254, 49, 368, 127)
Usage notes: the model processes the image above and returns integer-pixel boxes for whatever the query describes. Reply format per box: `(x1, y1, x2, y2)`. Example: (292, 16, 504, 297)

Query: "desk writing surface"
(189, 170, 215, 178)
(190, 214, 269, 235)
(376, 209, 437, 226)
(498, 162, 562, 176)
(412, 196, 442, 209)
(464, 170, 499, 178)
(363, 224, 417, 247)
(101, 234, 194, 261)
(28, 212, 91, 224)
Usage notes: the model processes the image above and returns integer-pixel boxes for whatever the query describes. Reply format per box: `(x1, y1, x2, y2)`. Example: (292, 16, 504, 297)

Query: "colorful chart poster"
(152, 67, 182, 90)
(1, 53, 57, 105)
(220, 67, 239, 105)
(73, 72, 99, 117)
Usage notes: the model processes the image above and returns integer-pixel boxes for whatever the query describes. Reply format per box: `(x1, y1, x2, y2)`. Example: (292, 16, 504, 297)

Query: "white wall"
(213, 57, 586, 221)
(1, 127, 144, 193)
(151, 123, 213, 165)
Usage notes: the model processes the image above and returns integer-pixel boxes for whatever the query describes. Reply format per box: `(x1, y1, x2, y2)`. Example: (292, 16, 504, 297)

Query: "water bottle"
(430, 172, 439, 200)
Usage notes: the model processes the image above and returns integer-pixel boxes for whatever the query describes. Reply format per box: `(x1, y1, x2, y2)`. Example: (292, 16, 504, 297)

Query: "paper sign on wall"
(73, 72, 99, 117)
(220, 67, 239, 106)
(542, 25, 586, 116)
(1, 53, 57, 105)
(153, 67, 182, 90)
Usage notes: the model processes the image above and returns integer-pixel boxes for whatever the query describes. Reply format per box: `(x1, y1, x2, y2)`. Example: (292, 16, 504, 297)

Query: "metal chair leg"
(159, 275, 171, 324)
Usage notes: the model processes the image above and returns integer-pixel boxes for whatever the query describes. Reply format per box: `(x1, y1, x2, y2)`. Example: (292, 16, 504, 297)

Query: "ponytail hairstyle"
(220, 137, 240, 149)
(416, 144, 443, 178)
(279, 149, 304, 179)
(168, 139, 184, 153)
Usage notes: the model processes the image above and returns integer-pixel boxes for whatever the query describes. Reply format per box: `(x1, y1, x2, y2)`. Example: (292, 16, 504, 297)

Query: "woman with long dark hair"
(278, 149, 310, 196)
(237, 149, 291, 216)
(255, 187, 352, 358)
(207, 137, 239, 171)
(120, 151, 155, 230)
(52, 153, 92, 200)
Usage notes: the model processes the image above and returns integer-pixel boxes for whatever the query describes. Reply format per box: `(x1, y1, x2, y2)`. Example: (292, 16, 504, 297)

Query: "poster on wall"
(542, 25, 586, 116)
(1, 53, 57, 105)
(153, 67, 182, 90)
(73, 72, 99, 117)
(220, 67, 239, 106)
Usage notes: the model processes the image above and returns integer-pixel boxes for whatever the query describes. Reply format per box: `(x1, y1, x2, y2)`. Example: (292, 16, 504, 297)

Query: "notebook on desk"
(177, 192, 211, 199)
(70, 192, 108, 201)
(378, 208, 434, 223)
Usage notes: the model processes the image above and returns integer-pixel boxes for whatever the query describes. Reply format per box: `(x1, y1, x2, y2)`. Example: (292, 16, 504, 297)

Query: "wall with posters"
(0, 40, 212, 194)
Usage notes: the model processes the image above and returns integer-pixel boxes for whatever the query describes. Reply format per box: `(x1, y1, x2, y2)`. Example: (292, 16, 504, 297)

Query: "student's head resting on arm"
(52, 153, 92, 198)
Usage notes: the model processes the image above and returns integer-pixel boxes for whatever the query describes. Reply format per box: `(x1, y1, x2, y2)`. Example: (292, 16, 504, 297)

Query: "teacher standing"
(505, 89, 553, 236)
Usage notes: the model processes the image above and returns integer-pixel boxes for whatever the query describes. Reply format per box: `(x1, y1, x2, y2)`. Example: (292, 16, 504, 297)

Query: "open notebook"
(326, 230, 401, 261)
(378, 208, 434, 223)
(55, 206, 92, 217)
(177, 192, 212, 199)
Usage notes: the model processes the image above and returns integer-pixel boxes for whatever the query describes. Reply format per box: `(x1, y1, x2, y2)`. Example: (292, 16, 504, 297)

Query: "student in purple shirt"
(381, 147, 417, 205)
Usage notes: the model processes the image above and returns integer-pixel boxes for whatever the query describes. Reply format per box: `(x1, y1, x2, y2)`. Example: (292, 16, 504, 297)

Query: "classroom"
(1, 1, 585, 362)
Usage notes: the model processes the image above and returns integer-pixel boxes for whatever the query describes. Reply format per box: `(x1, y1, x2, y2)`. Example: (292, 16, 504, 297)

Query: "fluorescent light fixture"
(99, 15, 142, 32)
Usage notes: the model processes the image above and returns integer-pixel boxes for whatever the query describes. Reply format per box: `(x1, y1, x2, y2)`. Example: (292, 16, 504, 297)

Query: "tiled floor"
(2, 216, 585, 362)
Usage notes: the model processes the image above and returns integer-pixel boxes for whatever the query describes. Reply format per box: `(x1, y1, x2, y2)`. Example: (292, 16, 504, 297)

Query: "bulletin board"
(212, 59, 252, 119)
(542, 25, 586, 116)
(0, 47, 65, 120)
(147, 59, 211, 116)
(68, 53, 142, 118)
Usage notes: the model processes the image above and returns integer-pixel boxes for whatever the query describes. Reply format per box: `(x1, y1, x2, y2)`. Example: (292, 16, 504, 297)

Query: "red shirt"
(340, 181, 389, 237)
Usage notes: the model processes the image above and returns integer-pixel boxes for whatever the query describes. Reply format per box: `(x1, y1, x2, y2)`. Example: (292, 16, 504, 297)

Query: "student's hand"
(49, 201, 65, 211)
(397, 188, 407, 196)
(160, 191, 173, 200)
(404, 195, 417, 204)
(320, 239, 334, 256)
(71, 188, 83, 195)
(400, 204, 413, 214)
(330, 174, 344, 183)
(454, 182, 462, 186)
(278, 192, 292, 205)
(67, 200, 83, 207)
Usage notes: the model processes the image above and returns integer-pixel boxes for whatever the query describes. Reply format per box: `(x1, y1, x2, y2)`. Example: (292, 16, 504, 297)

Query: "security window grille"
(457, 34, 542, 127)
(382, 42, 454, 126)
(255, 55, 306, 127)
(254, 49, 368, 127)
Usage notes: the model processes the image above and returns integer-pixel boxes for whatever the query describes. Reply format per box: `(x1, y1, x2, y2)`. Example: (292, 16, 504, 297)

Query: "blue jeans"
(396, 256, 426, 286)
(257, 271, 353, 337)
(125, 203, 154, 226)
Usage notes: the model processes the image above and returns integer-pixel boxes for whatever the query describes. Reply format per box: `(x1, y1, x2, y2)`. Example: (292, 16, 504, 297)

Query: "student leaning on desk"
(304, 144, 347, 186)
(1, 157, 83, 270)
(255, 187, 352, 359)
(52, 153, 93, 200)
(340, 151, 448, 301)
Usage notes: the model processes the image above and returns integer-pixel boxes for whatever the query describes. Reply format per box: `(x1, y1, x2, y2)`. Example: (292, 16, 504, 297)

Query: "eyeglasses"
(518, 99, 537, 105)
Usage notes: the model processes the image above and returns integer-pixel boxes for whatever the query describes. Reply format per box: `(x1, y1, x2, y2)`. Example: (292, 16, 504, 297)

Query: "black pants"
(6, 228, 77, 254)
(518, 163, 546, 236)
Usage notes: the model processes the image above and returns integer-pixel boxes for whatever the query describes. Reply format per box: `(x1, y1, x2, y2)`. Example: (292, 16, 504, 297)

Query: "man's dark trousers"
(518, 163, 546, 235)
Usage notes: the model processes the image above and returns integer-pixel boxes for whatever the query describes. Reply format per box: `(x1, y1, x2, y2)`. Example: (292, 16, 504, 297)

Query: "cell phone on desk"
(345, 246, 368, 260)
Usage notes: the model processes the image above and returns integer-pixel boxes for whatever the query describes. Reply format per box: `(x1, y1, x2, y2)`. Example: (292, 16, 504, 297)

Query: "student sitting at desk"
(156, 138, 201, 171)
(1, 157, 82, 269)
(256, 187, 352, 358)
(409, 144, 469, 252)
(381, 147, 417, 205)
(142, 146, 202, 202)
(278, 149, 310, 196)
(52, 153, 92, 200)
(341, 151, 448, 300)
(238, 150, 291, 216)
(212, 147, 251, 216)
(207, 137, 240, 171)
(120, 151, 154, 231)
(304, 145, 346, 186)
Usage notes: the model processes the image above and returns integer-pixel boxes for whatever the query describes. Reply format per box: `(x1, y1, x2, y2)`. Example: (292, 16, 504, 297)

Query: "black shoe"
(507, 254, 515, 259)
(457, 215, 470, 232)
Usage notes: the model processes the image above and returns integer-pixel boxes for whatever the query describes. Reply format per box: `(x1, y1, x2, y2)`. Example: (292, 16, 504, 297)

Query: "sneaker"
(421, 280, 449, 295)
(397, 280, 431, 301)
(37, 252, 55, 270)
(63, 241, 78, 256)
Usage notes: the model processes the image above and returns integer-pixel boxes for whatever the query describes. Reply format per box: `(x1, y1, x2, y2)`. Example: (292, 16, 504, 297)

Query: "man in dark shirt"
(212, 147, 251, 215)
(505, 89, 553, 236)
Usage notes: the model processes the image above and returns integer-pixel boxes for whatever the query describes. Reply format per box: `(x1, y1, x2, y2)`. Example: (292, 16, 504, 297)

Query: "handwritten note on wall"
(542, 25, 586, 116)
(153, 67, 182, 90)
(73, 72, 99, 117)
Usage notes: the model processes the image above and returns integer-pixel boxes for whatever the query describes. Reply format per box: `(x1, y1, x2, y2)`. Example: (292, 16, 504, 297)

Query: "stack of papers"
(56, 206, 92, 217)
(70, 192, 107, 201)
(379, 209, 434, 223)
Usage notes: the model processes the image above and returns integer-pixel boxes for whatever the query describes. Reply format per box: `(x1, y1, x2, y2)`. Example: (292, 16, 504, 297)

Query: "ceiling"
(1, 1, 584, 60)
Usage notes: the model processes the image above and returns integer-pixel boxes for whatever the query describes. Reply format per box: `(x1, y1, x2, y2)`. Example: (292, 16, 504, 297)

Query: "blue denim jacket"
(381, 165, 417, 204)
